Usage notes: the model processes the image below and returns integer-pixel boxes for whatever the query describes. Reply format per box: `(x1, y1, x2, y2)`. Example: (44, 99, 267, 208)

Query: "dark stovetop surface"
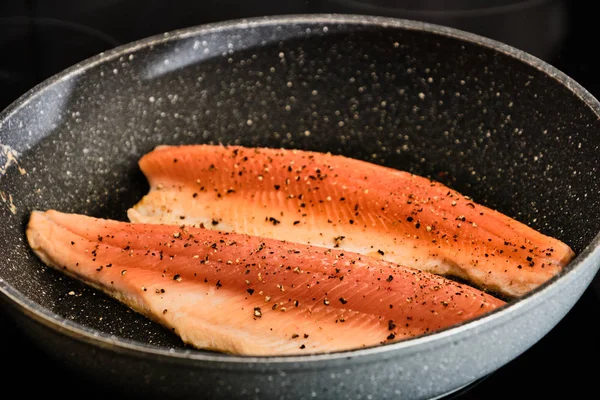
(1, 1, 599, 399)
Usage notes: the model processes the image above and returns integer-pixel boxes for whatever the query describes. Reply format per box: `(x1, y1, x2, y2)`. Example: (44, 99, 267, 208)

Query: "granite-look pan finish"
(1, 15, 599, 400)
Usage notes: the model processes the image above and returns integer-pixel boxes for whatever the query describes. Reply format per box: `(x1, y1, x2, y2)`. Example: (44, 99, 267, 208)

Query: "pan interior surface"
(1, 16, 599, 355)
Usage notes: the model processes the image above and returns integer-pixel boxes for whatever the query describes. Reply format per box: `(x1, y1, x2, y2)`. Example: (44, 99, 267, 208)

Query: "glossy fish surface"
(26, 210, 506, 356)
(129, 145, 575, 298)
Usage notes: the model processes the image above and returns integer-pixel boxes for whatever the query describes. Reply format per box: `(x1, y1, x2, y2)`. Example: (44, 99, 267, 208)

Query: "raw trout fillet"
(128, 145, 575, 298)
(27, 210, 505, 356)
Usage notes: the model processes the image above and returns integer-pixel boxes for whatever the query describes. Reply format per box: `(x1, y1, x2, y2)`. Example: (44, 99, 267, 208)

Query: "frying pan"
(1, 14, 599, 400)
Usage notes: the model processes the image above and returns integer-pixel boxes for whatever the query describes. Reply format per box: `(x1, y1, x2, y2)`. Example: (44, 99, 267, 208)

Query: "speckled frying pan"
(1, 15, 599, 400)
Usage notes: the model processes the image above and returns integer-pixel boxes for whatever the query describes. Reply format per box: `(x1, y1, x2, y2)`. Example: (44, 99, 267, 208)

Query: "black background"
(1, 1, 598, 398)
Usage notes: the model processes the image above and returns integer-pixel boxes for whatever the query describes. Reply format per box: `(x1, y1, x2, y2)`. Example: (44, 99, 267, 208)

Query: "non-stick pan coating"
(1, 15, 599, 399)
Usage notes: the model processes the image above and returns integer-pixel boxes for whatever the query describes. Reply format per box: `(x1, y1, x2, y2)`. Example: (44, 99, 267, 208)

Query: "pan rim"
(1, 13, 600, 366)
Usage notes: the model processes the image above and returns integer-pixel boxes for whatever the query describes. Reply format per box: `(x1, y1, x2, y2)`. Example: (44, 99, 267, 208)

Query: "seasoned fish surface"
(129, 145, 575, 298)
(27, 210, 506, 356)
